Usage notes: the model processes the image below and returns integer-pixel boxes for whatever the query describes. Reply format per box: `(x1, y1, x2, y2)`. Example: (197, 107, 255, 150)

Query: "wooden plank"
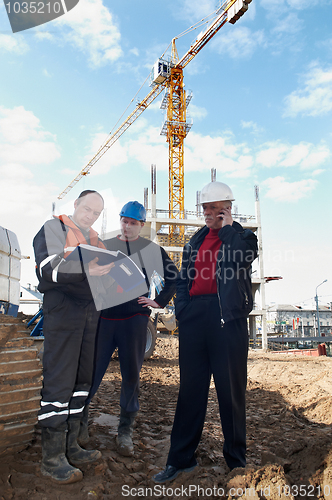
(1, 417, 37, 431)
(0, 348, 39, 362)
(0, 359, 42, 374)
(0, 404, 40, 423)
(0, 387, 41, 404)
(0, 369, 42, 383)
(4, 338, 35, 348)
(0, 422, 36, 438)
(0, 380, 41, 393)
(0, 316, 21, 324)
(0, 397, 40, 416)
(0, 432, 34, 451)
(0, 315, 42, 455)
(0, 324, 18, 349)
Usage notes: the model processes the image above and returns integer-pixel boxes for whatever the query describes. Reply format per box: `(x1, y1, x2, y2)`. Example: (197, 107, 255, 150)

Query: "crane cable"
(95, 7, 221, 153)
(96, 72, 151, 153)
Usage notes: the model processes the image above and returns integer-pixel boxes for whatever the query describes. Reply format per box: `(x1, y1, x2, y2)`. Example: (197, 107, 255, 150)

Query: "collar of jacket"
(55, 214, 100, 247)
(189, 220, 244, 248)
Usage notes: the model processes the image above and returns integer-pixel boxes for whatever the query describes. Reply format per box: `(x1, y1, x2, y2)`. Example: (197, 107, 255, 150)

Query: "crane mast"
(159, 40, 192, 254)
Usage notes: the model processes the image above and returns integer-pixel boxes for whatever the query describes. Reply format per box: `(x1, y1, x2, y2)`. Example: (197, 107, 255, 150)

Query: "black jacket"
(175, 222, 258, 324)
(33, 215, 104, 304)
(101, 236, 178, 319)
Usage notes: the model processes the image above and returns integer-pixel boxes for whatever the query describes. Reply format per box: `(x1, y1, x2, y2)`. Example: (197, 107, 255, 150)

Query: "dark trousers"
(167, 296, 248, 470)
(38, 289, 100, 429)
(87, 314, 149, 413)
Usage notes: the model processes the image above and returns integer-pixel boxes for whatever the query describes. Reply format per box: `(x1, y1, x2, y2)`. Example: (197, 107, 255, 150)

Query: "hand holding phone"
(218, 207, 233, 227)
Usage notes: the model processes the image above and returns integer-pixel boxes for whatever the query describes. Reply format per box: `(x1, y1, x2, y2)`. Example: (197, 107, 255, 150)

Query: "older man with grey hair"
(153, 181, 258, 483)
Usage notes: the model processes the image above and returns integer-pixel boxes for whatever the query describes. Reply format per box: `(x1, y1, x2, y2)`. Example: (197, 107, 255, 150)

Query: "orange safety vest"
(56, 214, 105, 258)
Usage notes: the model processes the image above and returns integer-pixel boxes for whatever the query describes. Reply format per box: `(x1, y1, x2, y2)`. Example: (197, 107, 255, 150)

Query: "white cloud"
(188, 104, 207, 120)
(84, 126, 254, 179)
(0, 106, 60, 164)
(256, 141, 330, 170)
(0, 106, 60, 207)
(127, 126, 168, 171)
(286, 0, 321, 7)
(271, 12, 303, 36)
(0, 34, 29, 54)
(60, 168, 80, 176)
(259, 1, 309, 54)
(264, 241, 332, 307)
(262, 176, 318, 202)
(211, 26, 265, 59)
(0, 105, 48, 143)
(83, 132, 129, 175)
(283, 63, 332, 117)
(241, 120, 264, 135)
(43, 0, 123, 68)
(35, 31, 54, 41)
(260, 0, 321, 14)
(79, 126, 330, 185)
(1, 141, 60, 165)
(0, 163, 33, 180)
(311, 169, 324, 176)
(0, 106, 61, 257)
(185, 131, 253, 177)
(179, 0, 216, 22)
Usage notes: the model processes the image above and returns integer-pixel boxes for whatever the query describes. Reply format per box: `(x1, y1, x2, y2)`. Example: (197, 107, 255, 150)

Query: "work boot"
(116, 408, 137, 457)
(77, 404, 90, 446)
(66, 418, 101, 466)
(41, 426, 83, 484)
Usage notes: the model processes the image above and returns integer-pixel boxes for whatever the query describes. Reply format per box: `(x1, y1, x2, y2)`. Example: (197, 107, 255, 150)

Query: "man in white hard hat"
(153, 181, 258, 483)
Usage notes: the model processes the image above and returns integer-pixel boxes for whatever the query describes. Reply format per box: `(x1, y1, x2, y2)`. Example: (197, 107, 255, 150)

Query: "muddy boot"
(66, 418, 101, 466)
(41, 426, 83, 484)
(77, 404, 90, 446)
(116, 408, 137, 457)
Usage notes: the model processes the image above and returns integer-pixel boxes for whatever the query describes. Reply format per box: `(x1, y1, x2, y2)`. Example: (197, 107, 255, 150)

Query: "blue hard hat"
(119, 201, 146, 222)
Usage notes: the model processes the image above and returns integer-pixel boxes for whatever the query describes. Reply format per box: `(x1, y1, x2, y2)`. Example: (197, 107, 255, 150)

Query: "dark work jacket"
(101, 236, 178, 319)
(175, 221, 258, 325)
(33, 215, 105, 305)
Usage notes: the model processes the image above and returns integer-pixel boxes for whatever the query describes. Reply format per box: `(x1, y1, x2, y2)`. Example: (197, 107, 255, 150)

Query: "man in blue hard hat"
(83, 201, 178, 456)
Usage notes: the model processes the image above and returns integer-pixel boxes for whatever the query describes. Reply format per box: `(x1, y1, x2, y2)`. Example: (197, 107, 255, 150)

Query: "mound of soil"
(1, 334, 332, 499)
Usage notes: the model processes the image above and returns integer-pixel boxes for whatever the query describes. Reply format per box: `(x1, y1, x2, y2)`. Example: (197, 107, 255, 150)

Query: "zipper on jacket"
(186, 232, 225, 326)
(216, 252, 225, 327)
(238, 279, 249, 306)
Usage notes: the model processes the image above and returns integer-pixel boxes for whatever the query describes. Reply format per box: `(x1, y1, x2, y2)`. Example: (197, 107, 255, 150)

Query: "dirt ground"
(1, 333, 332, 500)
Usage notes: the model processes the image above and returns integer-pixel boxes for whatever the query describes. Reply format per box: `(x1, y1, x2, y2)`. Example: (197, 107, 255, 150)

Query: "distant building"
(19, 284, 43, 316)
(267, 304, 332, 337)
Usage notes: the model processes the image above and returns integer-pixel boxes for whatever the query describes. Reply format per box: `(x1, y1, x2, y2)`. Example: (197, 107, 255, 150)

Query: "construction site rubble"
(1, 334, 332, 499)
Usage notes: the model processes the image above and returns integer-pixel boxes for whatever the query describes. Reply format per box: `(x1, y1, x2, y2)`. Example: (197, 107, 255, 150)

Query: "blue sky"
(0, 0, 331, 308)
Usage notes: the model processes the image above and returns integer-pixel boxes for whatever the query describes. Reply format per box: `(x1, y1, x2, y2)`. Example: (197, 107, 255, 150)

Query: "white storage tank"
(0, 226, 21, 317)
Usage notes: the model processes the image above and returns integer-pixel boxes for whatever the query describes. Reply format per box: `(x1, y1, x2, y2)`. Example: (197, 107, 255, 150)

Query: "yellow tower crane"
(58, 0, 252, 249)
(159, 40, 190, 250)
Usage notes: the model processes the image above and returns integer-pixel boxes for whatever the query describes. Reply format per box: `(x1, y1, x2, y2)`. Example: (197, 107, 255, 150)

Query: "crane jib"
(57, 0, 253, 200)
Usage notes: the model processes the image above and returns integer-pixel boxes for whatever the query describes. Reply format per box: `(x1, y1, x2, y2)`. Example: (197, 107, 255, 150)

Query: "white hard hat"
(199, 181, 235, 204)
